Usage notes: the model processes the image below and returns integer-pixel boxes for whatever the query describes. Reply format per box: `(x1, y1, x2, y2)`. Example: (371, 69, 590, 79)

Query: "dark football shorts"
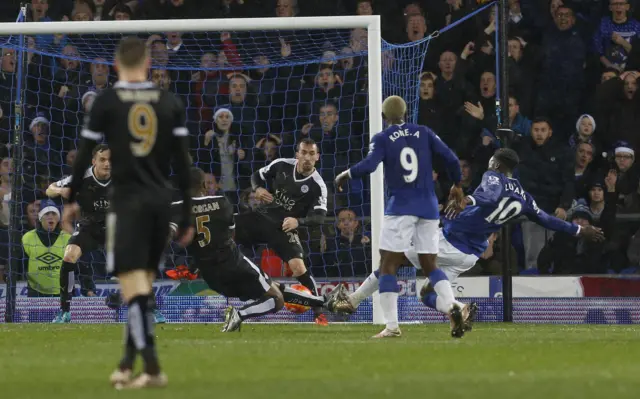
(105, 200, 170, 276)
(68, 223, 105, 253)
(199, 253, 273, 301)
(234, 211, 305, 262)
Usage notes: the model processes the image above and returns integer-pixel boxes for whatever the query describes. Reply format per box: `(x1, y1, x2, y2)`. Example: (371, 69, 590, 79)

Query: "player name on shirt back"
(388, 128, 420, 142)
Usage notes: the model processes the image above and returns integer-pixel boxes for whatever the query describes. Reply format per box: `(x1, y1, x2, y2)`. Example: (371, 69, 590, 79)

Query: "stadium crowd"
(0, 0, 639, 297)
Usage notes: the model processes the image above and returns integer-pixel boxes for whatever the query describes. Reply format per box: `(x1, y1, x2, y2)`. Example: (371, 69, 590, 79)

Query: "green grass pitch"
(1, 323, 639, 399)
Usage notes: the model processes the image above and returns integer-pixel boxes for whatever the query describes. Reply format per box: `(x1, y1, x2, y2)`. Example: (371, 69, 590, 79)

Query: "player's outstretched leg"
(113, 270, 167, 389)
(277, 282, 328, 309)
(53, 244, 82, 324)
(373, 250, 404, 339)
(222, 283, 285, 332)
(420, 284, 477, 331)
(418, 253, 464, 338)
(288, 258, 327, 326)
(331, 270, 379, 313)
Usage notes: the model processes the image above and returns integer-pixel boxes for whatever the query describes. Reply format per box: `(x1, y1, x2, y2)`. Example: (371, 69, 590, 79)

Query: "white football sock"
(380, 292, 399, 330)
(349, 271, 379, 306)
(433, 279, 456, 313)
(435, 297, 465, 314)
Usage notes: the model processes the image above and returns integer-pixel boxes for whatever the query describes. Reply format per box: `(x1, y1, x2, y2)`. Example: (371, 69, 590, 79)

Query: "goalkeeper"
(167, 168, 345, 332)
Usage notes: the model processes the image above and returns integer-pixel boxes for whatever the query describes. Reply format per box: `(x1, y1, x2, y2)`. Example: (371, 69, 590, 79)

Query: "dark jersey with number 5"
(170, 195, 238, 266)
(70, 80, 192, 228)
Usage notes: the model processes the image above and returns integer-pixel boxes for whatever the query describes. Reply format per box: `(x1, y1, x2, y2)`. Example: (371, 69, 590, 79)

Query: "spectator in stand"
(194, 107, 251, 205)
(50, 44, 84, 139)
(226, 73, 269, 144)
(507, 36, 535, 116)
(459, 158, 478, 195)
(514, 117, 575, 270)
(150, 68, 172, 91)
(0, 152, 12, 227)
(30, 0, 56, 49)
(203, 173, 219, 196)
(71, 1, 94, 21)
(574, 142, 598, 199)
(112, 3, 133, 20)
(253, 134, 282, 169)
(436, 49, 471, 145)
(582, 178, 618, 223)
(508, 95, 532, 137)
(62, 149, 76, 176)
(570, 114, 597, 149)
(461, 71, 497, 154)
(535, 5, 586, 139)
(296, 102, 351, 182)
(537, 203, 613, 274)
(22, 202, 70, 297)
(417, 72, 444, 135)
(25, 200, 41, 230)
(85, 58, 111, 91)
(406, 12, 428, 43)
(593, 71, 640, 152)
(600, 68, 620, 83)
(0, 48, 15, 144)
(355, 0, 373, 16)
(321, 208, 371, 277)
(149, 37, 170, 67)
(609, 142, 640, 213)
(594, 0, 640, 72)
(295, 65, 348, 140)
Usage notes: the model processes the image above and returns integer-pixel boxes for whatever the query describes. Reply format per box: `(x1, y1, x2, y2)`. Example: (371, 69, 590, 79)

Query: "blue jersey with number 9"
(443, 171, 580, 257)
(349, 123, 461, 219)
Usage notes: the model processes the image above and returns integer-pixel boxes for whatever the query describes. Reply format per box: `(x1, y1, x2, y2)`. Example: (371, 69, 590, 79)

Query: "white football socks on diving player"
(349, 271, 379, 307)
(432, 279, 456, 312)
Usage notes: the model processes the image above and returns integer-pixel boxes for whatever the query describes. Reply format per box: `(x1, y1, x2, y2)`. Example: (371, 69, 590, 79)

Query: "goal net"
(0, 14, 434, 323)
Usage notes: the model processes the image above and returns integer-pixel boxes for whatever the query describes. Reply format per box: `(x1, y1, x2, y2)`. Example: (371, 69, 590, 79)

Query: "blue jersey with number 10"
(349, 123, 461, 220)
(443, 171, 580, 257)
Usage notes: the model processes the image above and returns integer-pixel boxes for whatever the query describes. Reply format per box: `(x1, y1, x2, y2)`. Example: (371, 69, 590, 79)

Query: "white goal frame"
(0, 14, 386, 324)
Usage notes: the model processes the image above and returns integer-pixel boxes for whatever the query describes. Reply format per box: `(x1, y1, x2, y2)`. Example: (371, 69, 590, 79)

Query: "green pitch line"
(1, 324, 639, 399)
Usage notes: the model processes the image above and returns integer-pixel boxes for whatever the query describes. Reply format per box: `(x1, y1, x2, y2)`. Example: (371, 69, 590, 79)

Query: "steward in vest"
(22, 201, 70, 297)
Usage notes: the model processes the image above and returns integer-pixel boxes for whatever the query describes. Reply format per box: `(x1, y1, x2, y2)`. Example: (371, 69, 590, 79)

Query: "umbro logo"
(36, 252, 63, 266)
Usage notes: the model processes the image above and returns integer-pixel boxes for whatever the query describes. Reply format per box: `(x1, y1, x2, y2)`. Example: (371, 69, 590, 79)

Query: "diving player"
(169, 168, 342, 332)
(334, 95, 466, 338)
(332, 148, 605, 331)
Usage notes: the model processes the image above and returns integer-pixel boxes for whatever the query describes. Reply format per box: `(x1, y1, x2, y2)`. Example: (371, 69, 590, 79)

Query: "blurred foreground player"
(47, 145, 165, 324)
(334, 149, 605, 330)
(168, 168, 343, 332)
(234, 138, 329, 325)
(65, 37, 194, 389)
(335, 95, 466, 338)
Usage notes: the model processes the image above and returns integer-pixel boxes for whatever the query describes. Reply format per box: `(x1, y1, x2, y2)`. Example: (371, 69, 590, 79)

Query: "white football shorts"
(404, 229, 479, 282)
(379, 215, 439, 254)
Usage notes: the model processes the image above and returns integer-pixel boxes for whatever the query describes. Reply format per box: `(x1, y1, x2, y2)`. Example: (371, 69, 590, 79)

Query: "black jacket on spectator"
(593, 77, 640, 153)
(321, 233, 371, 278)
(539, 191, 617, 274)
(514, 136, 575, 213)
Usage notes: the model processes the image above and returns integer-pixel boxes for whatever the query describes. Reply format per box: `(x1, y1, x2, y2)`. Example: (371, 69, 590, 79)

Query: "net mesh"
(0, 22, 429, 319)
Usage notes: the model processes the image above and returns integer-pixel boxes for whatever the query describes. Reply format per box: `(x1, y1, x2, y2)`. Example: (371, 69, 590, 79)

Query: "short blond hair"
(382, 96, 407, 121)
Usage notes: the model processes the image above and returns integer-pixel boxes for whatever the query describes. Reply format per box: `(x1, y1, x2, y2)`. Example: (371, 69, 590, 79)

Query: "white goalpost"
(0, 14, 386, 324)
